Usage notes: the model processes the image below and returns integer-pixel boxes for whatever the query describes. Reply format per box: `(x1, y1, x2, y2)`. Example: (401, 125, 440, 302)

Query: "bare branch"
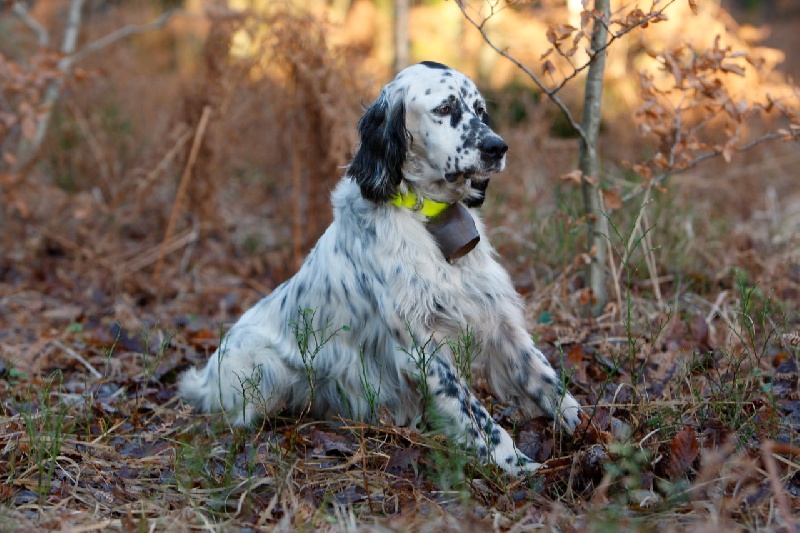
(13, 0, 86, 172)
(12, 3, 181, 175)
(549, 0, 679, 95)
(71, 9, 182, 64)
(11, 1, 49, 47)
(457, 0, 678, 145)
(61, 0, 86, 56)
(456, 0, 588, 144)
(622, 131, 799, 203)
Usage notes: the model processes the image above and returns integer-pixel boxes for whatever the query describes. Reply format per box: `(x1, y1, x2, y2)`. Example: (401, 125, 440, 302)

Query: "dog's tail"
(177, 353, 225, 414)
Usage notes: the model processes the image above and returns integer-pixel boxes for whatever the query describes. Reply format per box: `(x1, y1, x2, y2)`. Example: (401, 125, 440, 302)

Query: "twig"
(52, 339, 102, 379)
(640, 207, 662, 305)
(606, 226, 622, 318)
(456, 1, 587, 145)
(360, 434, 375, 514)
(136, 125, 194, 210)
(622, 131, 799, 202)
(761, 441, 798, 533)
(71, 9, 182, 64)
(11, 1, 49, 47)
(152, 106, 211, 283)
(456, 0, 679, 145)
(548, 0, 680, 95)
(122, 227, 198, 276)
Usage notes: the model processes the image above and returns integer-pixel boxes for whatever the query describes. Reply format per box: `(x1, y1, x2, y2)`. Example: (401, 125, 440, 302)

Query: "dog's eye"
(433, 104, 451, 116)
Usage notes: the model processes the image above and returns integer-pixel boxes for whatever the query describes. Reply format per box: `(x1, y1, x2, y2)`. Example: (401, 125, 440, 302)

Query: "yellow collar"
(389, 190, 450, 218)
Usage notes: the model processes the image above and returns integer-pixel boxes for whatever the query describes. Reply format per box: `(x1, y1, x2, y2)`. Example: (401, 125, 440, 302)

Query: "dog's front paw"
(496, 451, 542, 476)
(557, 394, 583, 434)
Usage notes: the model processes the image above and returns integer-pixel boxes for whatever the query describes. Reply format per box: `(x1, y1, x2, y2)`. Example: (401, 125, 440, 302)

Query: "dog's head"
(349, 61, 507, 207)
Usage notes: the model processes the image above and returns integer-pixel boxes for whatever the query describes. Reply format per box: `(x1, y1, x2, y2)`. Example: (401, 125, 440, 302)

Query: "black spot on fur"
(421, 60, 449, 70)
(349, 94, 409, 203)
(280, 293, 288, 312)
(437, 380, 460, 398)
(464, 179, 489, 208)
(449, 99, 464, 128)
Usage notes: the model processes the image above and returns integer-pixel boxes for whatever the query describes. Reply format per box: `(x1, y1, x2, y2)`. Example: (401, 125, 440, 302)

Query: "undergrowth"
(0, 3, 798, 531)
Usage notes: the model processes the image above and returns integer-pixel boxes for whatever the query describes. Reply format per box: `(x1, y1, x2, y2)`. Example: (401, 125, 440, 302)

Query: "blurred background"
(1, 0, 798, 331)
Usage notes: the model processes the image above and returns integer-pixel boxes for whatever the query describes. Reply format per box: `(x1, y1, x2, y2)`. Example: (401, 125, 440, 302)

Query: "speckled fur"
(179, 62, 581, 475)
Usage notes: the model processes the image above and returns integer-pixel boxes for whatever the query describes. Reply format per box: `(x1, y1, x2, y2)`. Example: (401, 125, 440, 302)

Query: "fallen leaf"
(386, 448, 421, 475)
(564, 344, 589, 384)
(667, 425, 699, 478)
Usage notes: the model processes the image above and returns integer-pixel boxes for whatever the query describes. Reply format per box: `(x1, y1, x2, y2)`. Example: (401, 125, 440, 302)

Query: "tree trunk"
(393, 0, 409, 73)
(579, 0, 611, 317)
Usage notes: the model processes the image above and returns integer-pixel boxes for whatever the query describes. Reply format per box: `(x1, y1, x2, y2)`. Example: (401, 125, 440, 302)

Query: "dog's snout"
(480, 136, 508, 161)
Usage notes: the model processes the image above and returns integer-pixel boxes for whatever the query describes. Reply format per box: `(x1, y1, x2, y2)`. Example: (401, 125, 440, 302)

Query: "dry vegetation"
(1, 1, 799, 531)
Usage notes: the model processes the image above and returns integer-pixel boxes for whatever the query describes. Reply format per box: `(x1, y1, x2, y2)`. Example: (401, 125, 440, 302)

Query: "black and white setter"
(179, 61, 581, 475)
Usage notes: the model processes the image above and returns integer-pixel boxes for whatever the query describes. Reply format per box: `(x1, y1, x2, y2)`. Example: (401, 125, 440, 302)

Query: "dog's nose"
(480, 136, 508, 161)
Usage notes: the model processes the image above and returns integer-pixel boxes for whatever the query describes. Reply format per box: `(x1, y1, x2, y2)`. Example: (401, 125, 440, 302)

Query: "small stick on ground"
(761, 440, 798, 532)
(52, 339, 102, 379)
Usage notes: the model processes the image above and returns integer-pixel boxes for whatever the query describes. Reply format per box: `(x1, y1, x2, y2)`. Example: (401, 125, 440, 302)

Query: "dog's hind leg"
(179, 340, 302, 426)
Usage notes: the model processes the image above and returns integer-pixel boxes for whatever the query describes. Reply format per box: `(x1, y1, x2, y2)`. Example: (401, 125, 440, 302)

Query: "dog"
(179, 61, 581, 475)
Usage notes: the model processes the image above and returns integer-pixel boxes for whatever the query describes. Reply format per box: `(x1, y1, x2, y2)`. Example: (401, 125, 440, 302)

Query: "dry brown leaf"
(667, 425, 699, 478)
(559, 169, 583, 184)
(602, 189, 623, 211)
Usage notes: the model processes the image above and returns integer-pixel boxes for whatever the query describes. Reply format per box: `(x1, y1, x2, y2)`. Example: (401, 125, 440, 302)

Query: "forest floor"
(1, 3, 800, 532)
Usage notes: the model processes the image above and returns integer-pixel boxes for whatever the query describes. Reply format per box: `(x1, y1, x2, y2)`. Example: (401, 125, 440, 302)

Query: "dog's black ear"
(349, 93, 408, 203)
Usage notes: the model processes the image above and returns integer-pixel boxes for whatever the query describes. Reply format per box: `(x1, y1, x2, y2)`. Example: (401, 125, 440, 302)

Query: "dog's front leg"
(481, 316, 583, 433)
(414, 347, 540, 476)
